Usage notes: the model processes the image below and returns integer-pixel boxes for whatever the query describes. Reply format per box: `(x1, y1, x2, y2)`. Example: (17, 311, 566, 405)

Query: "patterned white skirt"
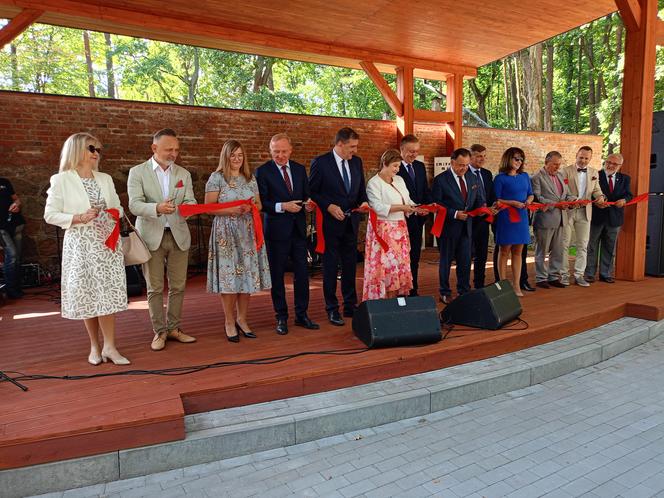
(61, 223, 127, 320)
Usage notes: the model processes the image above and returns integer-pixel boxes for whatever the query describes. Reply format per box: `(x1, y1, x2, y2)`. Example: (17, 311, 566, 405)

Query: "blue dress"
(494, 172, 533, 245)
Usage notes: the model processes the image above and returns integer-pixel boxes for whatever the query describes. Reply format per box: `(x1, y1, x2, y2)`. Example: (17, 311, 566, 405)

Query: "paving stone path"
(33, 332, 664, 498)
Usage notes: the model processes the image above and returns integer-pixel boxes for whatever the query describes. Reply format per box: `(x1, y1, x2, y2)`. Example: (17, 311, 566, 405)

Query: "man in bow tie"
(584, 153, 633, 283)
(397, 134, 431, 296)
(560, 146, 606, 287)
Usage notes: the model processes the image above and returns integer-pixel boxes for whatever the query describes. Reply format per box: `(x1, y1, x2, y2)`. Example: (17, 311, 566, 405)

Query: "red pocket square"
(564, 179, 569, 185)
(175, 180, 184, 188)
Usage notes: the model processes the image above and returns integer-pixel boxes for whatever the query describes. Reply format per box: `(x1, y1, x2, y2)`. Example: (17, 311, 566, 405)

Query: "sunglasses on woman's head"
(87, 145, 102, 154)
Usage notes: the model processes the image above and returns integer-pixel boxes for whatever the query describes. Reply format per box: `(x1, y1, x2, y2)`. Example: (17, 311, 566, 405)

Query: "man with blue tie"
(432, 148, 486, 304)
(397, 134, 431, 296)
(256, 134, 319, 335)
(468, 144, 496, 289)
(309, 127, 369, 326)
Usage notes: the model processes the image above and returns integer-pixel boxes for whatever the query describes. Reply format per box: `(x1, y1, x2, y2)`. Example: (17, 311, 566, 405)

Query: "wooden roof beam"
(0, 8, 43, 49)
(615, 0, 642, 32)
(6, 0, 477, 78)
(360, 61, 403, 117)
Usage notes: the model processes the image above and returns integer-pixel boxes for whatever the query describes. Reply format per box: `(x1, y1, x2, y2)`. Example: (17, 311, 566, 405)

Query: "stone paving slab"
(3, 316, 660, 498)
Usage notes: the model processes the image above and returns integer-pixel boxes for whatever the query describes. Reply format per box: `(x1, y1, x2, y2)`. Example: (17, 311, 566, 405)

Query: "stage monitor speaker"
(352, 296, 441, 348)
(440, 280, 522, 330)
(651, 111, 664, 193)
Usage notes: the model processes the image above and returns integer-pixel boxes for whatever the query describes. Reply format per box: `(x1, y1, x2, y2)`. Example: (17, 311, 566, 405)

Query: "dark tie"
(406, 163, 415, 182)
(281, 165, 293, 195)
(577, 168, 587, 173)
(609, 175, 614, 193)
(474, 169, 485, 193)
(458, 175, 467, 202)
(341, 159, 351, 193)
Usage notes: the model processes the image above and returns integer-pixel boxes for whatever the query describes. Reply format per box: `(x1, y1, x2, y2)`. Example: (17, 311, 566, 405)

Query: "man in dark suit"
(309, 127, 368, 326)
(256, 134, 320, 335)
(468, 144, 495, 289)
(584, 153, 633, 283)
(432, 148, 486, 304)
(397, 134, 431, 296)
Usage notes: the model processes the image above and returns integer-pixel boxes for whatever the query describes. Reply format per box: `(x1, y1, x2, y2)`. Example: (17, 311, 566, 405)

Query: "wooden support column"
(615, 0, 658, 281)
(0, 9, 43, 49)
(395, 66, 414, 142)
(445, 74, 464, 150)
(359, 61, 403, 117)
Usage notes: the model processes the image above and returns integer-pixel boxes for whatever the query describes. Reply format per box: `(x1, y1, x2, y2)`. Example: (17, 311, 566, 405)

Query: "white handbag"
(121, 214, 151, 266)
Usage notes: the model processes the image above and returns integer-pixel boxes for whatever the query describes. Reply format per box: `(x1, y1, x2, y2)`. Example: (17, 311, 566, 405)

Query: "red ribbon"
(466, 206, 495, 224)
(418, 203, 448, 238)
(352, 206, 389, 252)
(178, 199, 264, 250)
(311, 201, 326, 254)
(104, 208, 121, 251)
(603, 192, 648, 207)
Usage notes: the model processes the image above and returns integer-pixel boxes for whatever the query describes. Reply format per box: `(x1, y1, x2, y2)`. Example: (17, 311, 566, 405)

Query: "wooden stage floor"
(1, 254, 663, 470)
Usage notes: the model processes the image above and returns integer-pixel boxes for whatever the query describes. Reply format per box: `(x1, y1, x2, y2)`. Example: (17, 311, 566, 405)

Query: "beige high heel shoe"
(101, 349, 131, 365)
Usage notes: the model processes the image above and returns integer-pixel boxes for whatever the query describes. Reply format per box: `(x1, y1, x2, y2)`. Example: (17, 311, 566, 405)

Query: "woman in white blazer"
(362, 149, 425, 300)
(44, 133, 129, 365)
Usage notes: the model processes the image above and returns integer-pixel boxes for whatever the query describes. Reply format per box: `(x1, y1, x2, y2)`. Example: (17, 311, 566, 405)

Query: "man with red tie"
(256, 134, 319, 335)
(432, 148, 485, 304)
(584, 153, 633, 283)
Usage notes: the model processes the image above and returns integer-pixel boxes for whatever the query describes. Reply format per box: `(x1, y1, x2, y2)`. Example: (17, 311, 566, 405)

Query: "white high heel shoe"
(101, 349, 131, 365)
(88, 351, 102, 366)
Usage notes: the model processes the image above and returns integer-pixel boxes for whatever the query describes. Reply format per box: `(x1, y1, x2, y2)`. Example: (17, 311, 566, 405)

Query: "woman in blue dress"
(493, 147, 533, 297)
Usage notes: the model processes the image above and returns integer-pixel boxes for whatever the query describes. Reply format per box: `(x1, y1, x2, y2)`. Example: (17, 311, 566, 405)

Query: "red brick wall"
(0, 91, 602, 270)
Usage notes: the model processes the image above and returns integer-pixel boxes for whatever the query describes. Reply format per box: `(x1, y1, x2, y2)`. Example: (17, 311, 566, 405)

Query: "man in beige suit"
(128, 129, 197, 350)
(560, 146, 606, 287)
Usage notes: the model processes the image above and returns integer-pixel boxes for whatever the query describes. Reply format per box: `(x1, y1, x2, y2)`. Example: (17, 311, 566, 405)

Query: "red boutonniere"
(564, 179, 569, 185)
(175, 180, 184, 188)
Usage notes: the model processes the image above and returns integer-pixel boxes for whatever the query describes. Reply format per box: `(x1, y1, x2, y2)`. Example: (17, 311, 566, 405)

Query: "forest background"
(1, 7, 663, 154)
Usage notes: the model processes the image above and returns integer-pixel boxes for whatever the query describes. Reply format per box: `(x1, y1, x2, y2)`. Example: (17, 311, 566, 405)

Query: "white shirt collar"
(152, 157, 171, 173)
(332, 149, 345, 166)
(274, 160, 290, 170)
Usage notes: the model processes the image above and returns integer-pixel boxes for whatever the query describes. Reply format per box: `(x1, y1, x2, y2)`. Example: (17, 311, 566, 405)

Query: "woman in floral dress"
(206, 140, 271, 342)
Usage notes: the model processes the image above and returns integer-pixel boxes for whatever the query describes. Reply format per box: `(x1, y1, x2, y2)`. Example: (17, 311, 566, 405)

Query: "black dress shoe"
(585, 275, 596, 283)
(599, 276, 615, 283)
(439, 295, 451, 305)
(235, 322, 257, 339)
(548, 280, 566, 288)
(328, 311, 345, 326)
(343, 306, 356, 318)
(294, 315, 320, 330)
(520, 282, 536, 292)
(536, 281, 550, 289)
(276, 319, 288, 335)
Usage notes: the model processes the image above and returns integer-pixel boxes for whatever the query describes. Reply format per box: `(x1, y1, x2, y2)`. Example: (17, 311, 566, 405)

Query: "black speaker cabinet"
(352, 296, 441, 348)
(651, 111, 664, 193)
(440, 280, 522, 330)
(646, 194, 664, 276)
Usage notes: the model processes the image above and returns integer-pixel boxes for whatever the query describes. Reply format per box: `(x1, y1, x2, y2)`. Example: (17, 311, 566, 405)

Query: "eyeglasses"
(87, 144, 102, 154)
(605, 161, 622, 167)
(513, 157, 524, 163)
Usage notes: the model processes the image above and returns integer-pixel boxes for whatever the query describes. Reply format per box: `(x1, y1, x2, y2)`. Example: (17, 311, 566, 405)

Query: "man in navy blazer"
(468, 144, 496, 289)
(309, 127, 368, 326)
(584, 153, 633, 283)
(432, 148, 486, 304)
(256, 134, 320, 335)
(397, 134, 431, 296)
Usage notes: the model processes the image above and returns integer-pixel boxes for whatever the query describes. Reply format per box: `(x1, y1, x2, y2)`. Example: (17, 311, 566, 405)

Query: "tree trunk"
(10, 44, 19, 91)
(502, 59, 512, 126)
(187, 47, 200, 105)
(469, 79, 488, 123)
(585, 34, 599, 134)
(511, 55, 522, 129)
(544, 41, 554, 131)
(83, 31, 96, 98)
(104, 33, 116, 99)
(575, 37, 583, 132)
(253, 56, 275, 92)
(520, 44, 543, 130)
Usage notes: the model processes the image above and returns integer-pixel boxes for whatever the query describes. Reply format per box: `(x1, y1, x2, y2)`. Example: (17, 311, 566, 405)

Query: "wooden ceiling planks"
(0, 0, 618, 78)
